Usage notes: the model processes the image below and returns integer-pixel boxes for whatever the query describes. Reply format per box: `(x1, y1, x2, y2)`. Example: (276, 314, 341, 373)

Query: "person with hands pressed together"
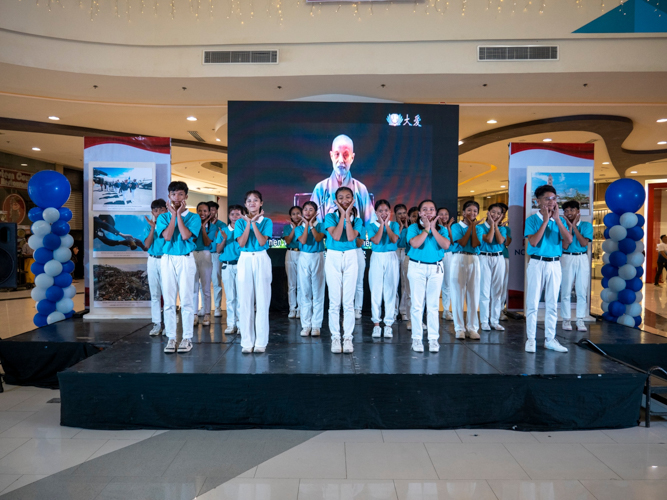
(477, 204, 507, 332)
(156, 181, 202, 354)
(560, 200, 593, 332)
(403, 207, 420, 330)
(406, 200, 451, 353)
(295, 202, 326, 337)
(498, 203, 511, 321)
(215, 205, 243, 335)
(394, 204, 409, 321)
(192, 202, 217, 327)
(324, 187, 364, 354)
(438, 207, 455, 321)
(235, 191, 274, 354)
(450, 201, 482, 340)
(283, 206, 303, 319)
(144, 199, 168, 337)
(524, 185, 573, 353)
(207, 201, 226, 318)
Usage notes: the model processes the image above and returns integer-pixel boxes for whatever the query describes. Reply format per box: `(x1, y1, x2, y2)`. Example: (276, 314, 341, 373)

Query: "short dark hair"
(207, 201, 219, 210)
(289, 205, 302, 215)
(661, 235, 666, 240)
(228, 204, 244, 213)
(462, 200, 480, 212)
(302, 201, 318, 212)
(498, 203, 508, 212)
(168, 181, 188, 194)
(151, 199, 167, 210)
(562, 200, 580, 210)
(335, 186, 353, 199)
(374, 199, 391, 211)
(196, 202, 209, 211)
(535, 185, 557, 199)
(394, 204, 407, 214)
(488, 203, 503, 212)
(408, 206, 419, 217)
(245, 190, 263, 202)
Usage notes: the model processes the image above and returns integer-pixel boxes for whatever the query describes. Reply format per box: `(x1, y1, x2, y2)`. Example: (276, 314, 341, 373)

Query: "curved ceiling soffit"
(459, 114, 667, 178)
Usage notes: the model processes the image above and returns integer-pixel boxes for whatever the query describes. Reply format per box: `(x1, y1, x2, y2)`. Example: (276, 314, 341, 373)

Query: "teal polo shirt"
(215, 225, 241, 261)
(564, 221, 593, 254)
(195, 221, 218, 251)
(406, 223, 449, 263)
(367, 221, 400, 253)
(210, 220, 225, 252)
(294, 224, 325, 253)
(450, 221, 481, 255)
(442, 227, 453, 254)
(144, 224, 166, 257)
(156, 212, 201, 256)
(476, 223, 507, 254)
(235, 217, 273, 252)
(524, 213, 565, 257)
(324, 213, 363, 251)
(397, 227, 407, 249)
(502, 226, 511, 259)
(282, 223, 300, 250)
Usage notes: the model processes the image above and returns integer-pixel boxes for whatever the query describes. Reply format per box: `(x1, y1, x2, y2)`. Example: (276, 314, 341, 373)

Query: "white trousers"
(369, 251, 399, 326)
(396, 248, 407, 316)
(450, 253, 480, 333)
(479, 255, 506, 326)
(285, 250, 300, 312)
(325, 249, 359, 339)
(147, 256, 162, 324)
(237, 250, 272, 349)
(407, 261, 444, 340)
(211, 253, 223, 311)
(298, 252, 325, 329)
(221, 261, 240, 328)
(502, 257, 510, 308)
(161, 254, 197, 339)
(355, 248, 365, 311)
(560, 253, 590, 320)
(440, 252, 453, 313)
(402, 256, 411, 318)
(193, 250, 212, 314)
(525, 259, 562, 341)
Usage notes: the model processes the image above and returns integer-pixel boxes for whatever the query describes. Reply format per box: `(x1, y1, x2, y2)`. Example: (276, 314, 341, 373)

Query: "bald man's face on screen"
(330, 136, 355, 177)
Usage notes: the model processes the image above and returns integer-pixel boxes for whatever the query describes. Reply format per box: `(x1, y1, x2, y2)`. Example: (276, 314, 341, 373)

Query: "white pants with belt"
(395, 248, 407, 316)
(354, 248, 365, 312)
(220, 261, 240, 329)
(479, 254, 506, 326)
(147, 255, 163, 324)
(161, 254, 197, 339)
(237, 250, 272, 349)
(369, 251, 399, 326)
(440, 252, 453, 313)
(525, 258, 561, 341)
(285, 249, 300, 313)
(560, 253, 589, 320)
(193, 250, 212, 314)
(298, 252, 325, 329)
(325, 249, 359, 339)
(407, 260, 444, 340)
(210, 252, 223, 311)
(450, 253, 480, 333)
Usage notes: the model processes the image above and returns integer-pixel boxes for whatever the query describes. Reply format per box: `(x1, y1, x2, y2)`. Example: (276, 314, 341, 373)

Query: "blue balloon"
(51, 220, 70, 236)
(618, 289, 636, 305)
(605, 178, 646, 215)
(618, 238, 636, 254)
(33, 247, 53, 264)
(634, 316, 642, 328)
(54, 272, 73, 288)
(42, 233, 61, 250)
(636, 214, 645, 227)
(28, 207, 44, 222)
(61, 261, 75, 274)
(601, 277, 609, 289)
(609, 251, 627, 268)
(635, 266, 644, 278)
(609, 301, 626, 317)
(58, 207, 72, 222)
(30, 262, 45, 276)
(33, 313, 49, 328)
(602, 312, 618, 323)
(627, 277, 643, 292)
(27, 170, 71, 209)
(626, 226, 644, 241)
(603, 228, 610, 240)
(45, 285, 64, 302)
(64, 311, 74, 319)
(601, 264, 619, 279)
(36, 299, 57, 315)
(603, 213, 620, 228)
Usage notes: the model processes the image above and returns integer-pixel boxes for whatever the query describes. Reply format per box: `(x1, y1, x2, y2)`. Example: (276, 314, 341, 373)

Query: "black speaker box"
(0, 223, 18, 289)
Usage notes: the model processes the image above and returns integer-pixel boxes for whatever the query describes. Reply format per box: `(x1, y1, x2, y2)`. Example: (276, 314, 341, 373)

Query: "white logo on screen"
(387, 114, 402, 127)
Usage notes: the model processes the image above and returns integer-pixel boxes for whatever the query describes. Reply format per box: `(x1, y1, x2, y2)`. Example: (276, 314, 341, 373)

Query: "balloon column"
(600, 178, 646, 328)
(26, 171, 77, 327)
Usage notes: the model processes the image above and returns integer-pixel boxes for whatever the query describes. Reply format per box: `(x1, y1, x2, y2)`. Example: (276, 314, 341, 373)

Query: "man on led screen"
(311, 135, 375, 226)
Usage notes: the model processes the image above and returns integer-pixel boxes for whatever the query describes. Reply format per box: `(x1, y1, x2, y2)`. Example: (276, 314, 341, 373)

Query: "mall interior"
(0, 1, 667, 499)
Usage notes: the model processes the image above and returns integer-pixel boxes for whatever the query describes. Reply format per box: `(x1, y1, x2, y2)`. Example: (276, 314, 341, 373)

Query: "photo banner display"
(507, 143, 595, 312)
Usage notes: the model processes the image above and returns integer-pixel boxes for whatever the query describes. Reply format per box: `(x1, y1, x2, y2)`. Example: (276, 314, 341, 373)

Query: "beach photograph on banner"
(93, 263, 150, 307)
(527, 168, 593, 216)
(92, 214, 150, 257)
(90, 161, 155, 211)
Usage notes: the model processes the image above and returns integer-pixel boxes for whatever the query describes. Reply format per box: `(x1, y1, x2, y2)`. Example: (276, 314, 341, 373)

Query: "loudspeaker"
(0, 223, 18, 289)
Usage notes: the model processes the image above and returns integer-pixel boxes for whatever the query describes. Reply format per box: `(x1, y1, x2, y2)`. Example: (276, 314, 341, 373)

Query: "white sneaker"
(288, 310, 296, 319)
(300, 327, 311, 337)
(193, 315, 198, 326)
(444, 312, 453, 321)
(383, 326, 393, 338)
(576, 319, 587, 332)
(429, 340, 440, 352)
(224, 325, 237, 334)
(468, 330, 481, 340)
(406, 321, 412, 331)
(254, 346, 266, 353)
(562, 320, 572, 331)
(455, 330, 466, 339)
(214, 308, 222, 317)
(491, 323, 505, 331)
(412, 339, 424, 352)
(355, 309, 362, 319)
(164, 338, 177, 353)
(242, 346, 253, 354)
(499, 312, 508, 321)
(177, 339, 193, 353)
(545, 338, 568, 353)
(481, 323, 491, 331)
(525, 339, 536, 353)
(149, 323, 162, 336)
(296, 310, 300, 319)
(372, 326, 382, 338)
(312, 328, 321, 337)
(343, 338, 354, 353)
(202, 314, 211, 326)
(331, 337, 342, 353)
(197, 309, 204, 317)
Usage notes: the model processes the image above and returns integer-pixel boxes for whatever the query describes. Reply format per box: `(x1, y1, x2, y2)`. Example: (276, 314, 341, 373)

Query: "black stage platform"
(1, 313, 659, 432)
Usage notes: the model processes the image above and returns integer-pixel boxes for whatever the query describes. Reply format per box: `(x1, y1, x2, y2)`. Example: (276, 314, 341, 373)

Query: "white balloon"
(600, 289, 618, 303)
(608, 276, 627, 292)
(44, 259, 63, 277)
(635, 240, 645, 253)
(618, 314, 635, 327)
(618, 264, 637, 280)
(601, 301, 609, 313)
(602, 239, 619, 253)
(635, 291, 644, 303)
(620, 212, 638, 229)
(34, 273, 54, 289)
(28, 234, 44, 251)
(63, 284, 77, 299)
(609, 225, 628, 242)
(627, 251, 644, 267)
(42, 207, 60, 223)
(602, 253, 610, 265)
(60, 234, 74, 249)
(55, 298, 74, 314)
(31, 286, 47, 302)
(53, 247, 72, 263)
(627, 303, 642, 317)
(31, 220, 51, 237)
(46, 311, 66, 325)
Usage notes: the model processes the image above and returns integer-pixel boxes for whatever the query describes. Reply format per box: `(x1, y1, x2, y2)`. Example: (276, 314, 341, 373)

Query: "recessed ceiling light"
(631, 171, 638, 174)
(543, 138, 552, 142)
(602, 162, 610, 165)
(486, 196, 491, 198)
(215, 138, 221, 142)
(21, 163, 27, 166)
(657, 119, 667, 123)
(501, 185, 506, 188)
(470, 190, 475, 193)
(487, 119, 497, 124)
(659, 141, 667, 145)
(48, 116, 60, 121)
(458, 140, 464, 146)
(187, 116, 197, 121)
(201, 187, 216, 190)
(32, 147, 41, 151)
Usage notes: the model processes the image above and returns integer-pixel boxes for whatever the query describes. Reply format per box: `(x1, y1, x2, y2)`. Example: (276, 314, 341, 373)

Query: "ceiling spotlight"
(470, 190, 475, 193)
(21, 163, 27, 166)
(32, 147, 41, 151)
(543, 138, 552, 142)
(215, 138, 221, 142)
(659, 141, 667, 145)
(501, 185, 506, 188)
(602, 162, 610, 165)
(631, 171, 638, 174)
(486, 196, 491, 198)
(187, 116, 197, 121)
(48, 116, 60, 121)
(657, 119, 667, 123)
(458, 140, 464, 146)
(487, 119, 497, 124)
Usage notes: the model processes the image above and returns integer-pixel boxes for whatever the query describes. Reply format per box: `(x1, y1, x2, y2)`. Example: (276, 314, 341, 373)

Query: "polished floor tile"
(299, 479, 397, 500)
(95, 476, 203, 500)
(584, 443, 667, 479)
(601, 426, 667, 444)
(424, 443, 529, 480)
(381, 430, 462, 443)
(455, 430, 539, 444)
(487, 480, 596, 500)
(85, 440, 144, 461)
(0, 439, 30, 461)
(71, 429, 156, 441)
(394, 480, 498, 500)
(580, 479, 667, 500)
(345, 443, 438, 480)
(529, 430, 615, 444)
(0, 392, 36, 412)
(0, 406, 79, 439)
(254, 442, 347, 479)
(197, 478, 299, 500)
(0, 474, 21, 494)
(5, 390, 61, 413)
(0, 474, 48, 495)
(0, 438, 106, 475)
(309, 430, 384, 443)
